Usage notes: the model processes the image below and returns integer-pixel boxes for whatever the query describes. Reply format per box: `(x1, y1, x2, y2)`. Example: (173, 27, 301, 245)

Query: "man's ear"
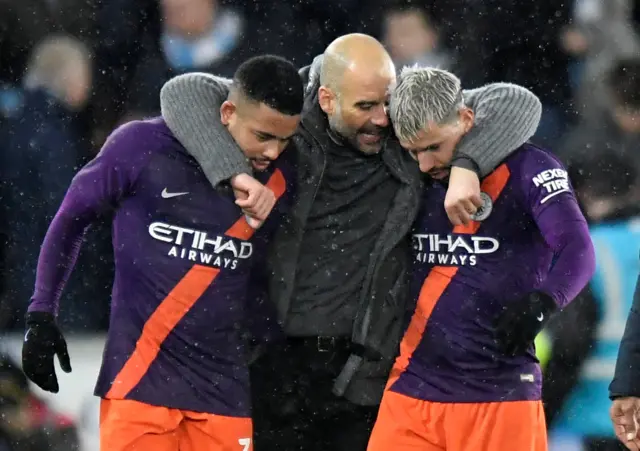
(318, 86, 336, 115)
(220, 100, 236, 126)
(460, 107, 475, 133)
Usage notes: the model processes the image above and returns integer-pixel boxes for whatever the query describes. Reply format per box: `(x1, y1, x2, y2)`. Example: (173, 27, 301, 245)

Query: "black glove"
(494, 291, 557, 356)
(22, 312, 72, 393)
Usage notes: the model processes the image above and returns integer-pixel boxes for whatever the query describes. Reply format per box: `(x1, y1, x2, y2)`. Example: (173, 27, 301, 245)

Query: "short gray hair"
(389, 65, 463, 142)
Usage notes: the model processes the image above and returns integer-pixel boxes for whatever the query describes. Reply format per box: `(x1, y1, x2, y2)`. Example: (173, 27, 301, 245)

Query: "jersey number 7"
(238, 438, 252, 451)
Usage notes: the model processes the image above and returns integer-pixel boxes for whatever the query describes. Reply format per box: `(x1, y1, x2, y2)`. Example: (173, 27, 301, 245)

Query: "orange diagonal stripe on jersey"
(226, 168, 287, 240)
(389, 163, 511, 385)
(106, 168, 288, 399)
(391, 265, 459, 382)
(106, 264, 220, 399)
(265, 168, 286, 198)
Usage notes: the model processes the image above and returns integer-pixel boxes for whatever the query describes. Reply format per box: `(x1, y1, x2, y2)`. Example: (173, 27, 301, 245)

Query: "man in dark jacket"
(159, 33, 542, 450)
(610, 273, 640, 450)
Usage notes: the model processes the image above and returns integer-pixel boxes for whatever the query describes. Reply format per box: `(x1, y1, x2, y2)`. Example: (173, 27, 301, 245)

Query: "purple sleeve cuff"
(450, 155, 480, 175)
(28, 209, 90, 315)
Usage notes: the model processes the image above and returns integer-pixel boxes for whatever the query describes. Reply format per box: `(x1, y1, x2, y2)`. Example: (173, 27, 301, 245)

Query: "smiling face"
(399, 107, 474, 177)
(324, 67, 395, 154)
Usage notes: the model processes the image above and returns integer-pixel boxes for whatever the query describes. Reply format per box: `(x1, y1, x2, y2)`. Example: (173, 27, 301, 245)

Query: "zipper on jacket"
(300, 123, 328, 210)
(309, 147, 327, 207)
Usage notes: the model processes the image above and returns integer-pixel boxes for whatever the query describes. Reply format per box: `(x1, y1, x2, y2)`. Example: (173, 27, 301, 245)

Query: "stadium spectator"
(560, 0, 640, 116)
(381, 4, 454, 70)
(0, 34, 103, 331)
(123, 0, 293, 117)
(119, 0, 247, 116)
(560, 58, 640, 221)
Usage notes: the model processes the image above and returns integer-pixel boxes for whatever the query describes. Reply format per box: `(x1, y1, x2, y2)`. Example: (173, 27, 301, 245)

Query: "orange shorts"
(100, 398, 253, 451)
(367, 389, 547, 451)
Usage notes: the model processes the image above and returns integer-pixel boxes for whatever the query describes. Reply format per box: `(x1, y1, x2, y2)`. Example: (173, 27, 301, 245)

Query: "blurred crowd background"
(0, 0, 639, 450)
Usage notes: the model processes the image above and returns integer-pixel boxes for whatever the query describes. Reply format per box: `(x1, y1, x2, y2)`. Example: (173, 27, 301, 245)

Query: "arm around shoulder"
(456, 83, 542, 177)
(160, 73, 250, 188)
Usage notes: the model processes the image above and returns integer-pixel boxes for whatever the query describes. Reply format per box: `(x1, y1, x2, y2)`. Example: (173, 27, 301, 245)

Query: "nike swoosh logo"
(161, 188, 189, 199)
(537, 313, 544, 322)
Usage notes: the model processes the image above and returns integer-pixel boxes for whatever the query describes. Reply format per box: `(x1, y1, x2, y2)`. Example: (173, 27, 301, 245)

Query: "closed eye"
(255, 131, 297, 143)
(355, 101, 378, 111)
(255, 132, 273, 142)
(410, 144, 440, 159)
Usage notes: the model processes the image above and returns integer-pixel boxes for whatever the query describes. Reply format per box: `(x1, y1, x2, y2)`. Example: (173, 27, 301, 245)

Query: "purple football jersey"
(389, 144, 593, 403)
(28, 118, 294, 416)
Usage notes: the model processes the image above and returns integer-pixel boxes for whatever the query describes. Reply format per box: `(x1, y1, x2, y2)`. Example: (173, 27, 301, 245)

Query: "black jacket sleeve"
(610, 269, 640, 398)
